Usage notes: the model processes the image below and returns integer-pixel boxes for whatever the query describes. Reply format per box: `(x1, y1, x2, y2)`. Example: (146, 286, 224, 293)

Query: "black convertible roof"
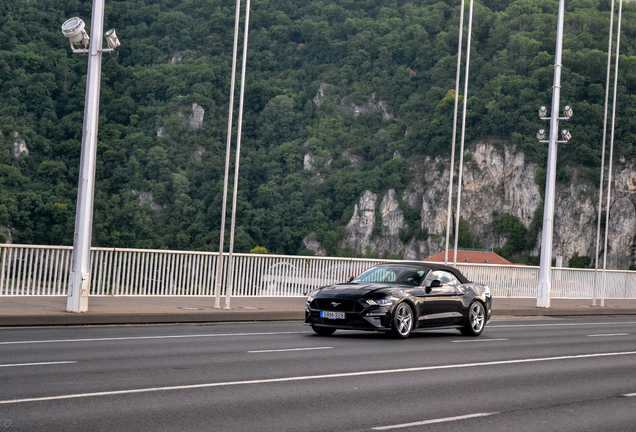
(373, 261, 470, 284)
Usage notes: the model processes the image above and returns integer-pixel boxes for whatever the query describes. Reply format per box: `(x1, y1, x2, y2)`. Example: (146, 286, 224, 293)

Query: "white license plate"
(320, 311, 345, 319)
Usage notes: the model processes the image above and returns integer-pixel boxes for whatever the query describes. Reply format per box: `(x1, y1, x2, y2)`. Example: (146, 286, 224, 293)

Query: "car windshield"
(353, 266, 429, 286)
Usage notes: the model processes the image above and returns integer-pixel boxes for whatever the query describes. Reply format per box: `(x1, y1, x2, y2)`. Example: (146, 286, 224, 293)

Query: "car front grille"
(314, 299, 360, 312)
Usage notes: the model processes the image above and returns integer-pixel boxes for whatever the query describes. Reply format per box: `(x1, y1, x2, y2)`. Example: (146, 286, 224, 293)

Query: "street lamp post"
(452, 0, 475, 266)
(444, 0, 466, 265)
(214, 0, 243, 309)
(213, 0, 251, 309)
(601, 0, 624, 308)
(61, 2, 120, 313)
(592, 0, 616, 307)
(536, 0, 568, 308)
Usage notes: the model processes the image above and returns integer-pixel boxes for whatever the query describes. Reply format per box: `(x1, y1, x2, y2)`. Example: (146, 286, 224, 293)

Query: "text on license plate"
(320, 311, 345, 319)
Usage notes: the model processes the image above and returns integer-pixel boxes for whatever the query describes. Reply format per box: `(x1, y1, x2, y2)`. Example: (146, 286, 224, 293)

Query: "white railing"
(0, 244, 386, 297)
(1, 244, 635, 298)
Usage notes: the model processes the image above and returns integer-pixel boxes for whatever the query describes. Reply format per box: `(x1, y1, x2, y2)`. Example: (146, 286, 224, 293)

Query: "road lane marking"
(2, 350, 636, 405)
(372, 412, 499, 430)
(587, 333, 629, 337)
(490, 321, 636, 328)
(452, 338, 508, 343)
(248, 347, 333, 353)
(0, 331, 308, 346)
(623, 393, 636, 397)
(0, 361, 77, 368)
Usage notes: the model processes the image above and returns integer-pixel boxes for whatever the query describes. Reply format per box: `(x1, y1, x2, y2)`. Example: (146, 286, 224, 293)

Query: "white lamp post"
(61, 3, 120, 313)
(213, 0, 251, 309)
(536, 0, 567, 308)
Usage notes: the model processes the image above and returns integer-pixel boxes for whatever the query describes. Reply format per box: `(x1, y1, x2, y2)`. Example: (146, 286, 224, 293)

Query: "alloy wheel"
(395, 303, 413, 336)
(470, 302, 485, 333)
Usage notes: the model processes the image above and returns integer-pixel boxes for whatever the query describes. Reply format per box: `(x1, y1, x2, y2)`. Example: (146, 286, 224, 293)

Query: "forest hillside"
(2, 0, 636, 265)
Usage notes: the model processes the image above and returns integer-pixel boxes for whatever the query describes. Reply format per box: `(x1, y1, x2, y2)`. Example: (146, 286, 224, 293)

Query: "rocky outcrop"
(344, 191, 377, 253)
(304, 153, 316, 171)
(0, 225, 15, 244)
(192, 147, 205, 162)
(342, 151, 363, 167)
(188, 103, 205, 130)
(339, 93, 394, 120)
(303, 233, 326, 256)
(315, 141, 636, 268)
(461, 143, 541, 247)
(131, 190, 165, 211)
(312, 83, 328, 109)
(372, 190, 405, 257)
(170, 49, 191, 64)
(156, 103, 204, 136)
(606, 197, 636, 269)
(12, 132, 28, 159)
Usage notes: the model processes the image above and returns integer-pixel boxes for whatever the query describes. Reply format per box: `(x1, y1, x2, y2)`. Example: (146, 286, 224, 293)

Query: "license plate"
(320, 311, 345, 319)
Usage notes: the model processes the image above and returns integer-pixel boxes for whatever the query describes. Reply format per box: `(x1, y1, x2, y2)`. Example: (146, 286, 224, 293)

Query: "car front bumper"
(304, 307, 392, 331)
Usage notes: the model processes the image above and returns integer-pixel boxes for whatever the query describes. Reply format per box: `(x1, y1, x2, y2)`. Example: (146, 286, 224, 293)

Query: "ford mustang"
(304, 262, 492, 338)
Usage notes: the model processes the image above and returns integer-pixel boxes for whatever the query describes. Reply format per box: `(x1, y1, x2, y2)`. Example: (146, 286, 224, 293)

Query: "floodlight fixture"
(537, 129, 546, 141)
(563, 105, 573, 119)
(561, 129, 572, 142)
(104, 28, 120, 50)
(539, 106, 548, 118)
(61, 17, 90, 50)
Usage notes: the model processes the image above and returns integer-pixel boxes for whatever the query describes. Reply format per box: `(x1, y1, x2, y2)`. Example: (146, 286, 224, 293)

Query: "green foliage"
(371, 212, 383, 238)
(569, 252, 591, 268)
(250, 246, 268, 254)
(457, 216, 479, 249)
(3, 0, 636, 256)
(493, 214, 530, 259)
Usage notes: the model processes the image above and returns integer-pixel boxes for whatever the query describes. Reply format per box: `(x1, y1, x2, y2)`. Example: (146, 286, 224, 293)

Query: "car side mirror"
(347, 276, 355, 283)
(430, 279, 442, 288)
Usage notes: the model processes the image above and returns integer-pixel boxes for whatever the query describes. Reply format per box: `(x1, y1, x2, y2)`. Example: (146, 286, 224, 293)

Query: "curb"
(0, 311, 305, 327)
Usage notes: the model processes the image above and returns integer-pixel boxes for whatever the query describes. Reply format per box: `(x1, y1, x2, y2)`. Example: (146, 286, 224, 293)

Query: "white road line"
(248, 347, 333, 353)
(451, 338, 508, 343)
(490, 321, 636, 328)
(2, 350, 636, 405)
(587, 333, 630, 337)
(372, 412, 499, 430)
(0, 331, 307, 346)
(0, 361, 77, 368)
(623, 393, 636, 397)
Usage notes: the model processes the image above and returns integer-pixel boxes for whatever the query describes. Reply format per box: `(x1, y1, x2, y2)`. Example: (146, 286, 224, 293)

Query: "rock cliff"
(314, 142, 636, 269)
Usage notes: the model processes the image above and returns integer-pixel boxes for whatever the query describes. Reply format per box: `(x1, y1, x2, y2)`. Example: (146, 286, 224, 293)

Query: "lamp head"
(563, 105, 573, 119)
(537, 129, 546, 141)
(61, 17, 89, 49)
(539, 106, 548, 118)
(104, 28, 121, 50)
(561, 129, 572, 142)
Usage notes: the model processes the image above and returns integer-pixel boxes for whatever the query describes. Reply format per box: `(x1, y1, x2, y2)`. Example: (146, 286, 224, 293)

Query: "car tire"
(312, 326, 336, 336)
(460, 301, 486, 336)
(390, 302, 414, 339)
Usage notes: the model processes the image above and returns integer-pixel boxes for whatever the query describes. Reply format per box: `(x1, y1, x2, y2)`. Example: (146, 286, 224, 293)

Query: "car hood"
(314, 283, 401, 300)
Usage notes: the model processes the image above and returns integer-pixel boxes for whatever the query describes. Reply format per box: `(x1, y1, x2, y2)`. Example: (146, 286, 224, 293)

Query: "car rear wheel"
(460, 301, 485, 336)
(390, 302, 414, 339)
(312, 326, 336, 336)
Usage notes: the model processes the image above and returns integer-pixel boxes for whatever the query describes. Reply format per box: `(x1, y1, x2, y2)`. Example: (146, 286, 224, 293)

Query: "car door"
(417, 270, 465, 326)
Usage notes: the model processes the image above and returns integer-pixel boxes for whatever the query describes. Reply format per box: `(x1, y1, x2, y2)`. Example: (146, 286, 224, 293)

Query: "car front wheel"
(460, 301, 486, 336)
(390, 302, 414, 339)
(312, 326, 336, 336)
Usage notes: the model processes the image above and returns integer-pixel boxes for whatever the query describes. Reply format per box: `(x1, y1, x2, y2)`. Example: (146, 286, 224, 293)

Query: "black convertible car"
(304, 262, 492, 338)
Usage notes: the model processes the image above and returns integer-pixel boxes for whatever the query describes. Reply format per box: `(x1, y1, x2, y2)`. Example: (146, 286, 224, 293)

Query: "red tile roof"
(423, 250, 512, 265)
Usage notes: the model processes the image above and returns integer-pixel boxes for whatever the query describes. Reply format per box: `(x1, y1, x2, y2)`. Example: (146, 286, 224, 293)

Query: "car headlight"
(483, 286, 491, 297)
(307, 290, 320, 303)
(366, 299, 393, 307)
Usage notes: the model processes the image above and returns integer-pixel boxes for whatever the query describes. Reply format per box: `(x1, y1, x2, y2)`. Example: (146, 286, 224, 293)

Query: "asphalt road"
(1, 317, 636, 431)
